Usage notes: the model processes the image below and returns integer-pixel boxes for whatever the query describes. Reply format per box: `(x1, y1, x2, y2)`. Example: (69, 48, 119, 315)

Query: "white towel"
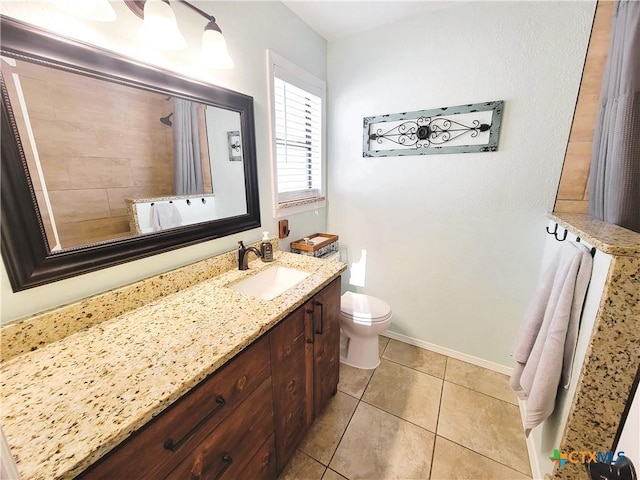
(510, 241, 593, 433)
(150, 203, 182, 232)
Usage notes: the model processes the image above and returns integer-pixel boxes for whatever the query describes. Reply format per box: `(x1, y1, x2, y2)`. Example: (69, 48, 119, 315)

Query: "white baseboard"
(381, 330, 514, 376)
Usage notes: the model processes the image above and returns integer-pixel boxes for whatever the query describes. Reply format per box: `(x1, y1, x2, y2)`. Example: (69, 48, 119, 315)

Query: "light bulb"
(140, 0, 186, 51)
(202, 22, 234, 69)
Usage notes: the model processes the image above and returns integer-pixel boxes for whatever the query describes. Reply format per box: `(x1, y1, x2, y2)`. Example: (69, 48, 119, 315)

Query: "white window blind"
(273, 70, 323, 208)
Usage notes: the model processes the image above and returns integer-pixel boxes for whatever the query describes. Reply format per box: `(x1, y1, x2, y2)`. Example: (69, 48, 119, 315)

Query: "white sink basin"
(229, 265, 311, 300)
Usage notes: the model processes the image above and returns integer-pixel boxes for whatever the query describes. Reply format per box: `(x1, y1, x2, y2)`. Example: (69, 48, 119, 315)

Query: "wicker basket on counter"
(290, 233, 339, 258)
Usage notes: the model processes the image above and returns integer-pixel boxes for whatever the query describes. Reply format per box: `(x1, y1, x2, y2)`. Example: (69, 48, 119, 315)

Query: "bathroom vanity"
(0, 250, 345, 479)
(80, 277, 340, 479)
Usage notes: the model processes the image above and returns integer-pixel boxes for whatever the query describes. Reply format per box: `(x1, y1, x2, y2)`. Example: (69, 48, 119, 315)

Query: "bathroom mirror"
(0, 16, 260, 291)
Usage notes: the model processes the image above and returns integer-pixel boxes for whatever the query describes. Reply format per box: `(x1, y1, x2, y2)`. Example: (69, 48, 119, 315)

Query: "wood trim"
(554, 1, 614, 213)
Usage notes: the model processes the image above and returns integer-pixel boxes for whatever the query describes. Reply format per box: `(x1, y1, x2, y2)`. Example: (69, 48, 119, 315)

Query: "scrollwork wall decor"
(363, 100, 504, 157)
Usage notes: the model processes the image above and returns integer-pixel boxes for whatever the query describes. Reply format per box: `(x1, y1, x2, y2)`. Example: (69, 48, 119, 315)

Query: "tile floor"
(279, 337, 532, 480)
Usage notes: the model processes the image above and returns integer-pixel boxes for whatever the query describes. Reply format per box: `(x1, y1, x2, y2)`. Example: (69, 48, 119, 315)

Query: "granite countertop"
(549, 212, 640, 256)
(0, 251, 346, 480)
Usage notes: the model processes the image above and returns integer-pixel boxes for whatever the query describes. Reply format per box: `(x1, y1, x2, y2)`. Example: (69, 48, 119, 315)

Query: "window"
(268, 51, 326, 216)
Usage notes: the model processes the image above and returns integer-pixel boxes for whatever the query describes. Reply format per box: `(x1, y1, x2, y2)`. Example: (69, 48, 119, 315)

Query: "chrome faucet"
(238, 241, 262, 270)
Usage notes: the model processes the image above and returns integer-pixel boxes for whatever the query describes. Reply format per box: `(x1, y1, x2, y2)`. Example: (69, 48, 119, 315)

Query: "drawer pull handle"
(213, 454, 233, 480)
(164, 395, 226, 452)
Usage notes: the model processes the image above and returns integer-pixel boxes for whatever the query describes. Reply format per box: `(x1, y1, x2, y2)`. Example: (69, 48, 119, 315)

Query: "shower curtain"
(173, 98, 204, 196)
(588, 0, 640, 233)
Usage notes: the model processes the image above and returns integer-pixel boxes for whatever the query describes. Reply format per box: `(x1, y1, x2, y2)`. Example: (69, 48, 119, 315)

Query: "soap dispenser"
(261, 232, 273, 262)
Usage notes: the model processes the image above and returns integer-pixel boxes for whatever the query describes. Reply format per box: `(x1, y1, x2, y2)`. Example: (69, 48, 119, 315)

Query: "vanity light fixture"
(53, 0, 117, 22)
(125, 0, 234, 69)
(140, 0, 187, 51)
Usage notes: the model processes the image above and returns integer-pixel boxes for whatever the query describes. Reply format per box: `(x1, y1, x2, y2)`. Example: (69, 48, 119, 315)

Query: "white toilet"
(339, 291, 392, 369)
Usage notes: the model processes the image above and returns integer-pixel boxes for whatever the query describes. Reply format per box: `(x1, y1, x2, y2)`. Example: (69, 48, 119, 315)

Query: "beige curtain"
(588, 0, 640, 233)
(173, 98, 204, 196)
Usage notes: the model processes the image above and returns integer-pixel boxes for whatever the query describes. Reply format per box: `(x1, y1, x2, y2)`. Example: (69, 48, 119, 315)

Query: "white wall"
(0, 1, 327, 323)
(326, 1, 595, 366)
(205, 107, 247, 218)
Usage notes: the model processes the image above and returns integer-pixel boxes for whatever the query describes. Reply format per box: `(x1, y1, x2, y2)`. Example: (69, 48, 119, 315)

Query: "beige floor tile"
(338, 362, 375, 399)
(379, 335, 390, 356)
(382, 339, 447, 378)
(330, 402, 435, 480)
(362, 359, 442, 432)
(438, 382, 531, 476)
(278, 449, 326, 480)
(431, 436, 532, 479)
(445, 358, 518, 405)
(322, 468, 348, 480)
(299, 391, 359, 465)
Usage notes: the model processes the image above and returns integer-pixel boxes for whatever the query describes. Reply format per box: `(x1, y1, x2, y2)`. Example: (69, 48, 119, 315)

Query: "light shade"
(140, 0, 186, 51)
(202, 21, 234, 69)
(53, 0, 117, 22)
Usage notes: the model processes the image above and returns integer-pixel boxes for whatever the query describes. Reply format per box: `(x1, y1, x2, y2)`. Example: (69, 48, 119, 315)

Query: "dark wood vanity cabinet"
(77, 277, 340, 480)
(270, 276, 342, 474)
(165, 378, 275, 480)
(310, 277, 341, 418)
(79, 336, 274, 480)
(270, 304, 314, 472)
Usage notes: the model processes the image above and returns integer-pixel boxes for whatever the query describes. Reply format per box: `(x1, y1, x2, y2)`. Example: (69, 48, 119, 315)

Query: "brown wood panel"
(270, 305, 312, 472)
(313, 277, 341, 417)
(80, 336, 271, 480)
(554, 199, 589, 214)
(48, 189, 111, 223)
(237, 434, 277, 480)
(198, 104, 213, 191)
(557, 142, 592, 200)
(57, 216, 131, 248)
(555, 1, 614, 213)
(3, 58, 175, 248)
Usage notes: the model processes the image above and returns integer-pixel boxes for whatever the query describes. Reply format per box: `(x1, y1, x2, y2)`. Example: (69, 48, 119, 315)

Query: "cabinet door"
(312, 277, 341, 416)
(270, 305, 313, 473)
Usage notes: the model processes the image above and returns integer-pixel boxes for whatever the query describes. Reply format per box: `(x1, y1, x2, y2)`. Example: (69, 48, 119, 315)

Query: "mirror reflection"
(0, 56, 247, 250)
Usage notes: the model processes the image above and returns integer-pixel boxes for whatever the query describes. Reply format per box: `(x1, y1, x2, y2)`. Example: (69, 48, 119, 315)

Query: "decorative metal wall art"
(227, 130, 242, 161)
(363, 100, 504, 157)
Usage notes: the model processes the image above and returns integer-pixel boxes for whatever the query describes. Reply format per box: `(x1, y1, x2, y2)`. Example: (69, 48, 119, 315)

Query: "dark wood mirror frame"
(0, 16, 261, 292)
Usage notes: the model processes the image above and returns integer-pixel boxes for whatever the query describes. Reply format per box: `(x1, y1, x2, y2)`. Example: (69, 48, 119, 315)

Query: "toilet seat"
(340, 291, 392, 324)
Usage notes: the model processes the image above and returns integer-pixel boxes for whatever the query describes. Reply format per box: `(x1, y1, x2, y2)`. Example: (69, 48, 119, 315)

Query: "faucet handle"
(238, 241, 245, 249)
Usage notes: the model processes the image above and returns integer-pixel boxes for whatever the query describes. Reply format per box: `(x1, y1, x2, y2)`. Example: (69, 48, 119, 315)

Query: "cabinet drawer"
(165, 377, 274, 480)
(80, 336, 271, 480)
